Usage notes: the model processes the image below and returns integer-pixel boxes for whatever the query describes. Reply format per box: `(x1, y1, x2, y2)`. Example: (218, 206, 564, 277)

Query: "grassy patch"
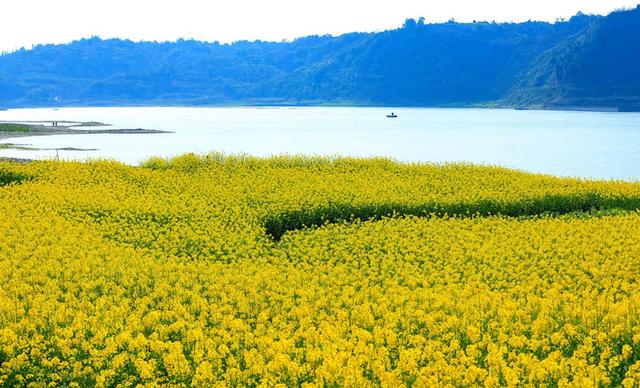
(0, 143, 39, 151)
(0, 123, 30, 132)
(263, 194, 640, 240)
(0, 168, 31, 186)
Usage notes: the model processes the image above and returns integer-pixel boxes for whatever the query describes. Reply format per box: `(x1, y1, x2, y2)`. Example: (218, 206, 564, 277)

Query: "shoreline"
(0, 157, 32, 163)
(0, 121, 173, 161)
(0, 121, 172, 142)
(1, 103, 638, 113)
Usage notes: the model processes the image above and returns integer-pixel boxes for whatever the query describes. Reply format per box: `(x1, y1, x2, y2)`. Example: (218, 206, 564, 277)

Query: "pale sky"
(1, 0, 638, 52)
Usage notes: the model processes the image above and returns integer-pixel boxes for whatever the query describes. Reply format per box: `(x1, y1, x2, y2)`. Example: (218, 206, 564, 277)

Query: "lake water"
(0, 106, 639, 180)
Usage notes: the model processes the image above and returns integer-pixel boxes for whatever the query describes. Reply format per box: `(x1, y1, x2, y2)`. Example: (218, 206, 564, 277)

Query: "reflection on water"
(0, 106, 639, 180)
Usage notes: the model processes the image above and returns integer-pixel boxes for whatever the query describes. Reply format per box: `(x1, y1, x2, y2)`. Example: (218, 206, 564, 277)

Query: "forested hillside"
(509, 6, 640, 110)
(0, 6, 638, 109)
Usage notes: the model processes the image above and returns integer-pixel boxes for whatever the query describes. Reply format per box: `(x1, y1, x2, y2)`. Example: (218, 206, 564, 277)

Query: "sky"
(1, 0, 638, 52)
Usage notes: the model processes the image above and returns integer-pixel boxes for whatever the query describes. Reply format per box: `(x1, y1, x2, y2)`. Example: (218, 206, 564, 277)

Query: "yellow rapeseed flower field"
(1, 153, 639, 386)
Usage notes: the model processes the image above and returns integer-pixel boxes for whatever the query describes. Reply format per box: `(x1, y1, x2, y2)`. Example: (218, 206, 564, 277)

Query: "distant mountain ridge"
(0, 6, 639, 110)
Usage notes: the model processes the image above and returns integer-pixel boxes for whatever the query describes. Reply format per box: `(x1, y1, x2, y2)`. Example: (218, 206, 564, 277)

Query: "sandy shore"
(0, 157, 31, 163)
(0, 121, 171, 141)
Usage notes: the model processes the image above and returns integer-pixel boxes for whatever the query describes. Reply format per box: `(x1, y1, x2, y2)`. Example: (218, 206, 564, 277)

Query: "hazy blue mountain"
(0, 6, 638, 109)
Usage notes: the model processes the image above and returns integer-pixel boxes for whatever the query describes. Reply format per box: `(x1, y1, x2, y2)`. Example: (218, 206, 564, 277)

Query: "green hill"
(0, 6, 638, 110)
(508, 6, 640, 110)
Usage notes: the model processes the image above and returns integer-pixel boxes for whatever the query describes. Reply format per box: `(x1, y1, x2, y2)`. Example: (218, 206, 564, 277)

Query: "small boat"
(386, 112, 398, 118)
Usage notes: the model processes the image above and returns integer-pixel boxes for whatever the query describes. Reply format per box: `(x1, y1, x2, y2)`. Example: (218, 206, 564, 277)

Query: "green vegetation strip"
(263, 194, 640, 240)
(0, 123, 30, 132)
(0, 168, 31, 186)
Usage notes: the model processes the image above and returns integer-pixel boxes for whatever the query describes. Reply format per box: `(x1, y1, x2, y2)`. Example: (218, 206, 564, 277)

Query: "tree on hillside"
(403, 18, 417, 29)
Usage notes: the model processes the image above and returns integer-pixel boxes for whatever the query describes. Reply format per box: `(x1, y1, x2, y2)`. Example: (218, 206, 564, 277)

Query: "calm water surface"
(0, 106, 639, 180)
